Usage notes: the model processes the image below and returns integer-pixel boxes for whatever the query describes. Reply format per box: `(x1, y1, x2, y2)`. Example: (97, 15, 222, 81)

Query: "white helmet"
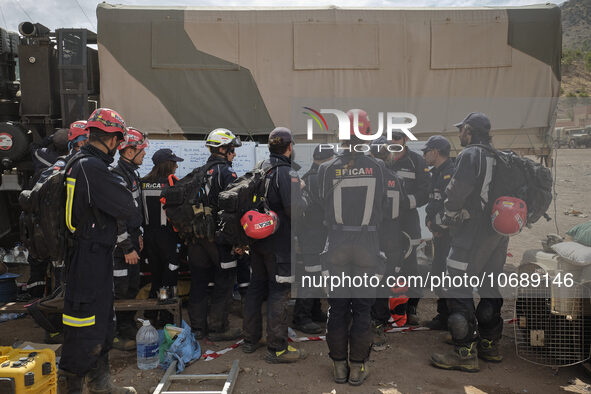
(205, 128, 242, 148)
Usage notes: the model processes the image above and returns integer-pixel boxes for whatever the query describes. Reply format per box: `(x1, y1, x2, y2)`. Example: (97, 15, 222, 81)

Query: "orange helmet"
(86, 108, 126, 135)
(347, 109, 371, 136)
(241, 210, 279, 239)
(491, 196, 527, 236)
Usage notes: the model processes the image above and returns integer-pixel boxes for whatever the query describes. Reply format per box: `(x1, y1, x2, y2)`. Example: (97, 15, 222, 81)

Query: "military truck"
(0, 22, 99, 246)
(566, 127, 591, 148)
(96, 3, 561, 161)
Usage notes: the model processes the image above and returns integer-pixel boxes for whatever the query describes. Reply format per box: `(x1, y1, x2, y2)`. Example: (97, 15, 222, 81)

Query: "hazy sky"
(0, 0, 563, 33)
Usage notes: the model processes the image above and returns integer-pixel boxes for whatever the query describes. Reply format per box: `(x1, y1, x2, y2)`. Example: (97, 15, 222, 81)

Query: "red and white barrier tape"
(289, 335, 326, 342)
(202, 339, 244, 362)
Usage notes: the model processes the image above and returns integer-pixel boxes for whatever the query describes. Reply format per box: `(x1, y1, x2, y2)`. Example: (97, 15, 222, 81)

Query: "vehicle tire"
(569, 140, 576, 149)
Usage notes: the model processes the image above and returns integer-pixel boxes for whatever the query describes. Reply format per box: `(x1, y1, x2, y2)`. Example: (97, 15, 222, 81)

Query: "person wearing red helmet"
(110, 127, 149, 351)
(58, 108, 137, 393)
(68, 120, 89, 152)
(430, 112, 509, 373)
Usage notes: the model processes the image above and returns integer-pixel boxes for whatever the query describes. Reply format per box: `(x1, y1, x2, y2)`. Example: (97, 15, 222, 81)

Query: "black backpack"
(18, 152, 87, 262)
(476, 145, 553, 226)
(216, 162, 289, 246)
(161, 162, 218, 244)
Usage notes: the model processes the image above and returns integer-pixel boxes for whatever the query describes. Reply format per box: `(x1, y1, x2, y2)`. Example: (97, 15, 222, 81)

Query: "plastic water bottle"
(136, 319, 159, 370)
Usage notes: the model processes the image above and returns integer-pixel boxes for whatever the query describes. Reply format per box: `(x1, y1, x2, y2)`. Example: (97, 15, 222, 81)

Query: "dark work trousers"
(325, 232, 380, 363)
(445, 228, 509, 345)
(243, 245, 291, 352)
(187, 240, 236, 333)
(237, 253, 251, 297)
(113, 232, 141, 338)
(143, 226, 179, 299)
(327, 298, 374, 362)
(432, 232, 451, 317)
(60, 240, 115, 376)
(27, 257, 50, 297)
(399, 209, 422, 308)
(371, 297, 391, 326)
(293, 253, 324, 325)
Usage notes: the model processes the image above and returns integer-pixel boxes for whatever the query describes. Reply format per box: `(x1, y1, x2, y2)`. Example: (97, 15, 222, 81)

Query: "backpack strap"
(262, 163, 291, 202)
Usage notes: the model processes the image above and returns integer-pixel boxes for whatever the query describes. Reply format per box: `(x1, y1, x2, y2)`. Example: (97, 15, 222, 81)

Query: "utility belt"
(331, 224, 377, 232)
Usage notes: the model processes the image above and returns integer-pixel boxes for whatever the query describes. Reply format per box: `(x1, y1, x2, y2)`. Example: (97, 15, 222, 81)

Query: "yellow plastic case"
(0, 346, 57, 394)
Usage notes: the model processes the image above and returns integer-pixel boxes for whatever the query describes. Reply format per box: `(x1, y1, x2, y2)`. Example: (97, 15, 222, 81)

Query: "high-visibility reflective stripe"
(63, 314, 95, 327)
(410, 239, 422, 246)
(113, 269, 128, 277)
(480, 156, 495, 209)
(397, 170, 415, 180)
(408, 194, 417, 209)
(447, 258, 468, 271)
(304, 265, 322, 272)
(168, 263, 179, 272)
(220, 260, 237, 269)
(238, 282, 250, 287)
(131, 189, 140, 198)
(208, 282, 215, 287)
(26, 281, 45, 289)
(65, 177, 76, 233)
(275, 275, 295, 284)
(117, 232, 129, 243)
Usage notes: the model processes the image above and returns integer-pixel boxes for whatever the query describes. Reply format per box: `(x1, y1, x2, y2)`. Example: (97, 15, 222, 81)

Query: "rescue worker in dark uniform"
(141, 149, 183, 325)
(111, 127, 149, 350)
(58, 108, 137, 394)
(187, 128, 242, 341)
(421, 135, 454, 330)
(368, 136, 408, 351)
(25, 129, 69, 300)
(242, 127, 308, 363)
(293, 145, 333, 334)
(318, 109, 387, 386)
(387, 130, 430, 325)
(67, 120, 89, 153)
(431, 112, 509, 372)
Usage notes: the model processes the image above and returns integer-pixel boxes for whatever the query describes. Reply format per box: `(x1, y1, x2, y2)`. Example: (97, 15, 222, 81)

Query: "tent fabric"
(97, 3, 560, 150)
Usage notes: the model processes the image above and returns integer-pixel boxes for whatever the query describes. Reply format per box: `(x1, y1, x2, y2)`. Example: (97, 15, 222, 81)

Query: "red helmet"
(86, 108, 126, 135)
(491, 196, 527, 236)
(119, 127, 149, 151)
(347, 109, 371, 136)
(68, 120, 88, 141)
(240, 210, 279, 239)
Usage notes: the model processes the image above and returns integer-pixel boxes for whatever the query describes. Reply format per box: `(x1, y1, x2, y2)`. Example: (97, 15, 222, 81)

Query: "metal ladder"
(153, 360, 239, 394)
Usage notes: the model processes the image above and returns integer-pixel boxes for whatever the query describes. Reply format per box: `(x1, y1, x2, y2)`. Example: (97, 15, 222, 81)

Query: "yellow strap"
(62, 313, 95, 327)
(65, 177, 76, 233)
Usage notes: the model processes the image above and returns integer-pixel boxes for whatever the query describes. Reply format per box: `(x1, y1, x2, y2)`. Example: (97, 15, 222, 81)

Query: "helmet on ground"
(389, 295, 408, 327)
(205, 128, 242, 148)
(241, 210, 279, 239)
(491, 196, 527, 236)
(68, 121, 89, 142)
(347, 109, 371, 136)
(119, 127, 149, 151)
(86, 108, 126, 135)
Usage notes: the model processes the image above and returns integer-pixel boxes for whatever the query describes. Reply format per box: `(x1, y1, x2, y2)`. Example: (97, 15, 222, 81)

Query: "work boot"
(208, 327, 242, 342)
(371, 323, 387, 351)
(293, 321, 323, 335)
(58, 369, 83, 394)
(265, 345, 308, 364)
(406, 304, 419, 326)
(430, 342, 479, 373)
(478, 338, 503, 362)
(112, 336, 136, 351)
(86, 354, 137, 393)
(333, 360, 349, 384)
(348, 362, 369, 386)
(422, 314, 448, 331)
(242, 341, 263, 354)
